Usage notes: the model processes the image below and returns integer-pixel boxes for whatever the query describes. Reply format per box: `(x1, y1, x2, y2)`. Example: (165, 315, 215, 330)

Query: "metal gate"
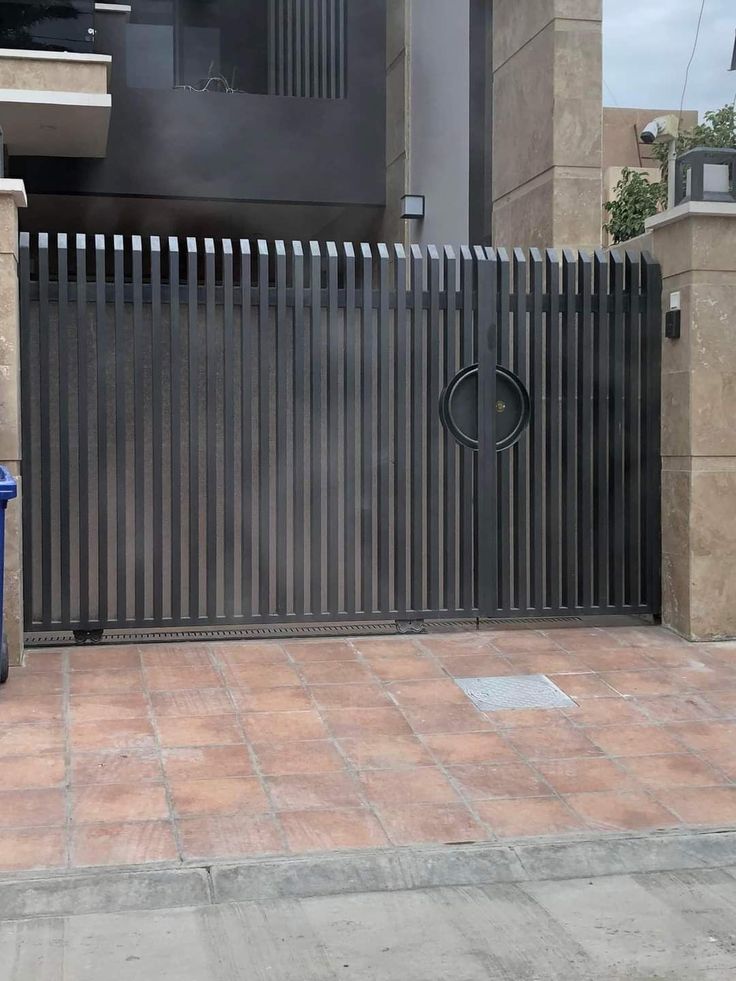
(19, 235, 661, 635)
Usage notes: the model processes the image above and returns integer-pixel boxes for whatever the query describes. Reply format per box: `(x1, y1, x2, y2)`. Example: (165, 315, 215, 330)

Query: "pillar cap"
(0, 179, 27, 208)
(646, 200, 736, 231)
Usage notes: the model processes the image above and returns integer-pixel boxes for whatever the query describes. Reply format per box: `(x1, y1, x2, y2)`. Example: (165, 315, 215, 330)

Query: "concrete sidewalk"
(3, 864, 736, 979)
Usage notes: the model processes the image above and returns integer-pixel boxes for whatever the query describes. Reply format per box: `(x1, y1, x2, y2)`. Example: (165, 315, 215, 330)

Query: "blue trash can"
(0, 467, 18, 685)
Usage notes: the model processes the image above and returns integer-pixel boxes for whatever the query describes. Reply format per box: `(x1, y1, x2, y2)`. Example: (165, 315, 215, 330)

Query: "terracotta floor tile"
(702, 690, 736, 717)
(649, 721, 736, 757)
(0, 788, 65, 828)
(359, 767, 458, 806)
(600, 670, 681, 697)
(634, 695, 717, 724)
(610, 627, 690, 649)
(69, 670, 144, 696)
(283, 641, 356, 662)
(543, 628, 626, 653)
(162, 745, 253, 781)
(622, 753, 725, 789)
(231, 687, 313, 713)
(73, 783, 170, 824)
(563, 698, 649, 727)
(221, 663, 302, 690)
(169, 777, 269, 817)
(0, 723, 64, 757)
(309, 684, 390, 709)
(143, 664, 223, 691)
(156, 714, 243, 748)
(339, 735, 433, 769)
(400, 704, 494, 735)
(1, 754, 65, 790)
(586, 725, 687, 758)
(419, 636, 495, 656)
(549, 674, 618, 698)
(267, 772, 363, 810)
(280, 807, 388, 852)
(0, 828, 66, 872)
(534, 757, 634, 795)
(178, 813, 284, 860)
(241, 710, 329, 743)
(324, 707, 413, 738)
(503, 723, 602, 760)
(422, 731, 518, 765)
(439, 655, 516, 677)
(140, 646, 213, 668)
(0, 693, 63, 724)
(475, 797, 585, 838)
(656, 787, 736, 825)
(577, 648, 658, 672)
(351, 638, 424, 657)
(4, 674, 64, 695)
(508, 654, 589, 675)
(375, 803, 486, 846)
(386, 679, 469, 708)
(22, 652, 64, 674)
(506, 706, 585, 735)
(486, 708, 570, 729)
(73, 820, 178, 867)
(70, 718, 156, 752)
(299, 661, 375, 686)
(640, 646, 715, 669)
(363, 656, 444, 681)
(488, 632, 564, 655)
(69, 647, 141, 672)
(448, 763, 551, 800)
(70, 693, 150, 722)
(255, 740, 346, 776)
(72, 749, 163, 785)
(150, 689, 234, 718)
(670, 665, 736, 692)
(565, 791, 678, 832)
(209, 642, 287, 666)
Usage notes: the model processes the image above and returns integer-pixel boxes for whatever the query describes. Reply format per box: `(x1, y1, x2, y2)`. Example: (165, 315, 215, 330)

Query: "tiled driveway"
(2, 626, 736, 874)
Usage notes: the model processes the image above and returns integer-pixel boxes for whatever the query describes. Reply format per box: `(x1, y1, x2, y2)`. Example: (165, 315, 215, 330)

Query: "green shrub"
(603, 168, 664, 245)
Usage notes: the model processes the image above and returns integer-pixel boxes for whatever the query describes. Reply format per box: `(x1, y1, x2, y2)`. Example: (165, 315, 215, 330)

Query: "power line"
(604, 79, 620, 107)
(678, 0, 707, 122)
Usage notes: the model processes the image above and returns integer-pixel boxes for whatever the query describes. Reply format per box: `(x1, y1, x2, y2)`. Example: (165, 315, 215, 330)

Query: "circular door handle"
(439, 364, 531, 452)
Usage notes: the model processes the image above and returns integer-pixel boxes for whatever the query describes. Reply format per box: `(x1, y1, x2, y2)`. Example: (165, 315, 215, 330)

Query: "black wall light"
(401, 194, 425, 219)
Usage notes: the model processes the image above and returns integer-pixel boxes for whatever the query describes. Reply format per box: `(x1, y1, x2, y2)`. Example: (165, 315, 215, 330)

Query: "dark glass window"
(126, 0, 345, 98)
(0, 0, 94, 53)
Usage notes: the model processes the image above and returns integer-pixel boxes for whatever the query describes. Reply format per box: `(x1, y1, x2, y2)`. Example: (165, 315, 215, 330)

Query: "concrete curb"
(1, 829, 736, 920)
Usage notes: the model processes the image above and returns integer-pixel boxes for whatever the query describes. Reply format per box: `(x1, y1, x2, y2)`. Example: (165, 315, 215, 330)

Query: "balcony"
(0, 0, 111, 157)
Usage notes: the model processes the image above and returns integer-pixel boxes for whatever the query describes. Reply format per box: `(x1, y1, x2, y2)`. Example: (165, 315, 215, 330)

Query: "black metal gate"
(19, 235, 661, 635)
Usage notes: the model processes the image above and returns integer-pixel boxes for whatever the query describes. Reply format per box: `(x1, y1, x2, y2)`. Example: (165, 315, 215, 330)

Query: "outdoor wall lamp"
(400, 194, 425, 220)
(675, 147, 736, 206)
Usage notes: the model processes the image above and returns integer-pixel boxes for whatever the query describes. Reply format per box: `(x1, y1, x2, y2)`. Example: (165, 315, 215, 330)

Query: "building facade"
(1, 0, 604, 249)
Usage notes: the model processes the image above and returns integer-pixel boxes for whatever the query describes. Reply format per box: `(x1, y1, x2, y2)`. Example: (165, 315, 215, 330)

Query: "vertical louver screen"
(268, 0, 346, 99)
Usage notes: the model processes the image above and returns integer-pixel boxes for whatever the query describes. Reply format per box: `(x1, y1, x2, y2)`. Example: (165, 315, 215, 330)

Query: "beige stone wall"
(0, 51, 110, 94)
(649, 204, 736, 640)
(0, 185, 24, 663)
(492, 0, 603, 251)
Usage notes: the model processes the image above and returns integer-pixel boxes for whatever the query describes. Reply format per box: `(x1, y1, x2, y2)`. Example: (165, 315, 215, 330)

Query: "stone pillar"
(647, 202, 736, 640)
(0, 179, 26, 664)
(492, 0, 603, 250)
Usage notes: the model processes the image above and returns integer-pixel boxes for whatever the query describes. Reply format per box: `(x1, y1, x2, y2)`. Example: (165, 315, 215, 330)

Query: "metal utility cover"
(455, 675, 577, 712)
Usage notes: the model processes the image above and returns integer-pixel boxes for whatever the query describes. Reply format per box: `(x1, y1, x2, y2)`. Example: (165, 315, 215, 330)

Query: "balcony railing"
(0, 0, 94, 54)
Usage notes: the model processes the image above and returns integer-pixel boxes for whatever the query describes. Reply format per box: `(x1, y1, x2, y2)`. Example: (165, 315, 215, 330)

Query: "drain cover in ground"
(455, 674, 577, 712)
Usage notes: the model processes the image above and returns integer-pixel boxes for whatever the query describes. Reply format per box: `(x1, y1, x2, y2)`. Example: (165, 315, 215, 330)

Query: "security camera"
(640, 114, 679, 145)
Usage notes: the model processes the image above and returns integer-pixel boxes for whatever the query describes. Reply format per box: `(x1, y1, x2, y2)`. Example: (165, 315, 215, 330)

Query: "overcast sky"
(603, 0, 735, 116)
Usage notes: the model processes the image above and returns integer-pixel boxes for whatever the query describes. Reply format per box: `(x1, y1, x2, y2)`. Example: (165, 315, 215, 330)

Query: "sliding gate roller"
(439, 364, 531, 452)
